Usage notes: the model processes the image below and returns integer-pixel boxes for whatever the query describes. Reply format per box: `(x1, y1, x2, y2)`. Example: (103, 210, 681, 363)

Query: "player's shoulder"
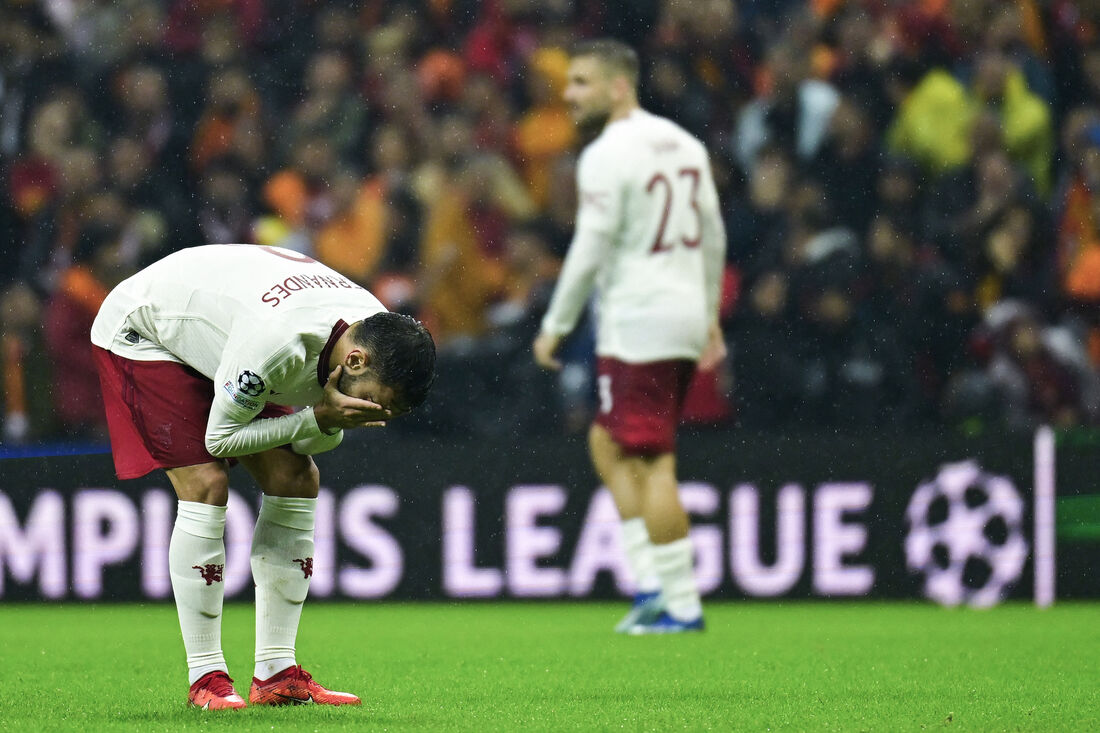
(231, 310, 315, 373)
(617, 110, 708, 159)
(168, 242, 316, 264)
(158, 242, 247, 262)
(578, 112, 670, 164)
(578, 131, 619, 166)
(645, 112, 709, 156)
(575, 134, 622, 186)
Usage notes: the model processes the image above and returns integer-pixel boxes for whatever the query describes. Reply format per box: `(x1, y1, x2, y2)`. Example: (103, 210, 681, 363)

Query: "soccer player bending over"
(91, 244, 435, 709)
(534, 39, 727, 634)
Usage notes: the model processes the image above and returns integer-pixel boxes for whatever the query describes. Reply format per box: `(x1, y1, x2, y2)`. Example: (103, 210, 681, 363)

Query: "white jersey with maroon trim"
(91, 244, 386, 457)
(541, 109, 726, 363)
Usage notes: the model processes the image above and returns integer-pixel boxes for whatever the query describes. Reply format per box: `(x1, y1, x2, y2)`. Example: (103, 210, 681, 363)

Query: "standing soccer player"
(91, 244, 435, 708)
(534, 40, 727, 634)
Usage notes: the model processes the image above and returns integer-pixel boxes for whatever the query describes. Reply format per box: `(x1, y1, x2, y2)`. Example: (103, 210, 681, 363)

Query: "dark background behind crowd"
(5, 0, 1100, 445)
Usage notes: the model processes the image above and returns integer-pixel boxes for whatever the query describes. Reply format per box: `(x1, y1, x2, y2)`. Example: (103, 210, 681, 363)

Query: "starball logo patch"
(237, 370, 266, 397)
(222, 369, 266, 410)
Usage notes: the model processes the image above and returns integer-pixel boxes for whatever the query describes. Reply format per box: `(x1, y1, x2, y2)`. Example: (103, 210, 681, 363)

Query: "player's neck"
(328, 328, 357, 373)
(606, 100, 640, 126)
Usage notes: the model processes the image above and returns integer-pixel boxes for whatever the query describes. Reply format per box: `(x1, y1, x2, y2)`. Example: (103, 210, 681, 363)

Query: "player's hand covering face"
(337, 363, 403, 410)
(314, 365, 401, 432)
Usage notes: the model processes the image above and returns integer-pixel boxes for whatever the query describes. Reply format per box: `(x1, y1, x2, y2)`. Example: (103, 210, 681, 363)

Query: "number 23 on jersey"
(646, 167, 702, 254)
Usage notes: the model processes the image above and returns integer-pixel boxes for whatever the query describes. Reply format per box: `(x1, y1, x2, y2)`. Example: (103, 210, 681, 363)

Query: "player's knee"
(171, 463, 231, 506)
(273, 454, 320, 498)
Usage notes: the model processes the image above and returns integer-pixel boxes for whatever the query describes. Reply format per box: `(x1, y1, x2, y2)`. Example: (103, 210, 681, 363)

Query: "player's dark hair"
(572, 38, 640, 88)
(351, 312, 436, 411)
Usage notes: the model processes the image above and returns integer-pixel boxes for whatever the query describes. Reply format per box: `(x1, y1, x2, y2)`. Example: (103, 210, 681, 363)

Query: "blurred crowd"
(4, 0, 1100, 444)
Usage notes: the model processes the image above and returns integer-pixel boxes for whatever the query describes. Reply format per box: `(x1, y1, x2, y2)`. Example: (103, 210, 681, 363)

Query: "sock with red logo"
(251, 496, 316, 681)
(170, 500, 229, 686)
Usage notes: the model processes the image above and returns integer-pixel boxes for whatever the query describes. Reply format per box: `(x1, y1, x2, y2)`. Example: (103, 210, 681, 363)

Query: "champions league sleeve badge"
(237, 370, 266, 397)
(222, 369, 267, 410)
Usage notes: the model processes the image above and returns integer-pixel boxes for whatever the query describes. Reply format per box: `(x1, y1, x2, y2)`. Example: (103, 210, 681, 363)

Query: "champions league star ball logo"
(237, 370, 266, 397)
(905, 460, 1028, 608)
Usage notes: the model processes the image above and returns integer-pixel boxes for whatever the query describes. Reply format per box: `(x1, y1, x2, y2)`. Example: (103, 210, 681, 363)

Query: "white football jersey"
(541, 109, 726, 362)
(91, 244, 387, 456)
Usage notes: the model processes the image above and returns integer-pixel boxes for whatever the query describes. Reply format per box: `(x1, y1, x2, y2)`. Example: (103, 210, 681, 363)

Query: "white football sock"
(252, 496, 316, 681)
(652, 537, 703, 622)
(169, 501, 229, 686)
(620, 517, 662, 594)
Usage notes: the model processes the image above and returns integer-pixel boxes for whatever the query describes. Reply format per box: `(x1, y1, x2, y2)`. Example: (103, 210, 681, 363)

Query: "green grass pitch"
(0, 602, 1096, 731)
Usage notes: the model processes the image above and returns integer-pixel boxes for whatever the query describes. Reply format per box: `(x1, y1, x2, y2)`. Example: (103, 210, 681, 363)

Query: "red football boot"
(187, 671, 247, 710)
(249, 665, 361, 706)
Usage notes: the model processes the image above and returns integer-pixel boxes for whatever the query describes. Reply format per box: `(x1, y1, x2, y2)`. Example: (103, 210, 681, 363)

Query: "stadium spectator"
(108, 135, 194, 259)
(797, 275, 917, 427)
(884, 63, 975, 176)
(41, 225, 133, 438)
(970, 49, 1054, 194)
(259, 136, 340, 252)
(643, 51, 715, 144)
(0, 282, 40, 443)
(808, 98, 881, 235)
(110, 64, 184, 176)
(726, 144, 793, 281)
(312, 168, 379, 284)
(163, 0, 267, 56)
(0, 8, 77, 159)
(190, 66, 268, 175)
(460, 71, 517, 156)
(197, 159, 257, 247)
(314, 123, 422, 306)
(490, 223, 561, 336)
(1057, 127, 1100, 302)
(418, 113, 533, 346)
(886, 49, 1053, 193)
(734, 41, 840, 174)
(514, 47, 577, 210)
(827, 4, 896, 137)
(731, 270, 804, 428)
(944, 149, 1034, 272)
(16, 143, 102, 294)
(282, 49, 368, 163)
(859, 214, 971, 418)
(949, 300, 1100, 431)
(651, 0, 757, 128)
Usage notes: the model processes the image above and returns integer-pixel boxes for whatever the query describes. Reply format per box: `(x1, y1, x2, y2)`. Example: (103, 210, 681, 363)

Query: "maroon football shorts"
(593, 356, 697, 456)
(92, 346, 293, 479)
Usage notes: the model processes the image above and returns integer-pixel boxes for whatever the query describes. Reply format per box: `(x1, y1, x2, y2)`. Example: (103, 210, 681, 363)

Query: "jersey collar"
(317, 319, 351, 386)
